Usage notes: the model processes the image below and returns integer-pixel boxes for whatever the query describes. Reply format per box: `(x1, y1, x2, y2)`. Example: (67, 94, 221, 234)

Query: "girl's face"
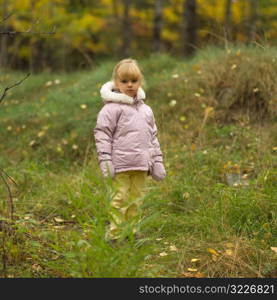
(115, 78, 141, 98)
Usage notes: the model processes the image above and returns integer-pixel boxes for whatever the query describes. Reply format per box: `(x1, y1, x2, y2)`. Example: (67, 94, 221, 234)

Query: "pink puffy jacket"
(94, 81, 166, 180)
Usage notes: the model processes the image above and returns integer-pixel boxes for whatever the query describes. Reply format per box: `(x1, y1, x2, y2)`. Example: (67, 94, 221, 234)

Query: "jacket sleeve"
(151, 113, 163, 163)
(93, 104, 120, 162)
(150, 112, 166, 181)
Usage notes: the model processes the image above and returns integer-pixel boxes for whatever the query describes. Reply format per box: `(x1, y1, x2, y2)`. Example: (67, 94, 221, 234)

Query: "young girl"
(94, 58, 166, 240)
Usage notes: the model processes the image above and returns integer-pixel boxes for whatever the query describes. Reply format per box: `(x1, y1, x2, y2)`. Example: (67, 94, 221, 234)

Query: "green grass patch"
(0, 46, 276, 277)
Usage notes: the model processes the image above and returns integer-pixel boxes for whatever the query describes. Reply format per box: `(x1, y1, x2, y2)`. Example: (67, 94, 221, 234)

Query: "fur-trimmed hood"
(100, 81, 146, 105)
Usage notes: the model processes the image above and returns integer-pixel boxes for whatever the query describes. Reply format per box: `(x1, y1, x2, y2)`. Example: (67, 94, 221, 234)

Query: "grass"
(0, 45, 276, 278)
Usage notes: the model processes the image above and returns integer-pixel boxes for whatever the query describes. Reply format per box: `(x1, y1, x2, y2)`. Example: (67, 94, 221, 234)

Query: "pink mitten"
(151, 162, 166, 181)
(100, 160, 115, 178)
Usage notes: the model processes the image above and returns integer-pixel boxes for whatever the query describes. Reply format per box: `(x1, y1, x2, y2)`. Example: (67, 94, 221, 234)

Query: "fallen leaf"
(195, 272, 204, 278)
(212, 255, 218, 262)
(37, 131, 45, 138)
(53, 225, 65, 229)
(191, 144, 196, 151)
(56, 146, 62, 153)
(169, 245, 178, 252)
(207, 248, 219, 256)
(191, 258, 200, 263)
(169, 99, 177, 107)
(54, 217, 64, 223)
(29, 140, 36, 147)
(225, 249, 233, 256)
(183, 192, 190, 199)
(187, 268, 198, 272)
(180, 272, 194, 277)
(181, 271, 204, 278)
(204, 106, 214, 117)
(270, 247, 277, 254)
(32, 264, 42, 272)
(159, 252, 168, 257)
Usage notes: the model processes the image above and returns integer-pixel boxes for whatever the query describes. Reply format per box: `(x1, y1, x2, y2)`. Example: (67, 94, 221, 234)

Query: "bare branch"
(0, 73, 30, 104)
(1, 220, 7, 277)
(0, 26, 56, 36)
(0, 28, 56, 35)
(0, 171, 14, 221)
(0, 168, 17, 187)
(0, 12, 15, 23)
(0, 10, 56, 36)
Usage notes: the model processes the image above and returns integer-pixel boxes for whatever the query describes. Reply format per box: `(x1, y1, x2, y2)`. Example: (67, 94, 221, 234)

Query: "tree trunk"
(0, 0, 9, 68)
(224, 0, 233, 41)
(121, 0, 131, 58)
(248, 0, 258, 42)
(112, 0, 119, 20)
(153, 0, 163, 52)
(46, 2, 55, 72)
(183, 0, 197, 57)
(29, 0, 35, 72)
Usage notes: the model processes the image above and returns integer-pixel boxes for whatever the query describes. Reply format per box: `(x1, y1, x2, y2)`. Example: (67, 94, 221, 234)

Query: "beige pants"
(108, 170, 147, 239)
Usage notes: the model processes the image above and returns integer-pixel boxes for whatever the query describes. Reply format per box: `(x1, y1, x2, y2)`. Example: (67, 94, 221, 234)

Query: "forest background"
(1, 0, 277, 72)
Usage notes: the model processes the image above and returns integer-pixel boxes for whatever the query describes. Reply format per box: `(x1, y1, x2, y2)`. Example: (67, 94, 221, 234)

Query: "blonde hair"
(112, 58, 144, 85)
